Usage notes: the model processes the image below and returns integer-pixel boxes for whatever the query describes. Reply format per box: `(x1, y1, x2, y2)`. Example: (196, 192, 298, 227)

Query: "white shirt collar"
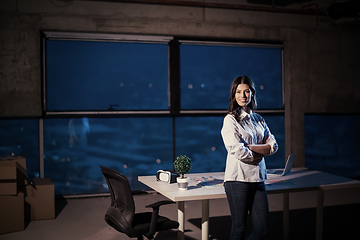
(239, 108, 252, 121)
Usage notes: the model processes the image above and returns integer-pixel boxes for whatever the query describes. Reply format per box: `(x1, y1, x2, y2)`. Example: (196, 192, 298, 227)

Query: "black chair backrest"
(100, 166, 137, 236)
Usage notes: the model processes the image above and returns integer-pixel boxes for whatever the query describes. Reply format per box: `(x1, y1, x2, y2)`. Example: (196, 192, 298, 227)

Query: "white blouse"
(221, 109, 278, 182)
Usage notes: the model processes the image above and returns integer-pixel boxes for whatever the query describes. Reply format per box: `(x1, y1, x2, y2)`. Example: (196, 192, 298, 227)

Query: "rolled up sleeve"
(262, 119, 278, 155)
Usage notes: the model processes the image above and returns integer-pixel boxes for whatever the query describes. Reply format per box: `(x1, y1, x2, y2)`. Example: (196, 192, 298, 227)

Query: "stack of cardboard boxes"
(0, 156, 55, 235)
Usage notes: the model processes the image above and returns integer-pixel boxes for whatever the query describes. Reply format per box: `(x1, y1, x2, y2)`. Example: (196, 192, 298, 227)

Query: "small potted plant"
(173, 155, 192, 190)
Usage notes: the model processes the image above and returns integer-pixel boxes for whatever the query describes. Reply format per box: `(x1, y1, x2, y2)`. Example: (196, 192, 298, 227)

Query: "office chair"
(100, 166, 179, 240)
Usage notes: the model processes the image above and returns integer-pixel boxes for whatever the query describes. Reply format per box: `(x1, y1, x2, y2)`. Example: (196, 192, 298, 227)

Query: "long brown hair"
(228, 76, 257, 120)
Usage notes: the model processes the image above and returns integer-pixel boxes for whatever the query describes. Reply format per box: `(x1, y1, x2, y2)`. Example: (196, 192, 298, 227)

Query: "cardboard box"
(0, 181, 17, 196)
(0, 191, 25, 235)
(24, 178, 55, 221)
(0, 155, 26, 169)
(0, 160, 20, 179)
(0, 160, 27, 195)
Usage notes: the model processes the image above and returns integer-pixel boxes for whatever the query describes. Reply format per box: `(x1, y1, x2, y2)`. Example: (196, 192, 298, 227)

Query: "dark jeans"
(224, 181, 269, 240)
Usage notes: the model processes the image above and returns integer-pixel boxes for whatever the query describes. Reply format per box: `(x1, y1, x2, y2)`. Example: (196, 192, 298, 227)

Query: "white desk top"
(138, 168, 360, 202)
(265, 168, 360, 193)
(138, 172, 225, 202)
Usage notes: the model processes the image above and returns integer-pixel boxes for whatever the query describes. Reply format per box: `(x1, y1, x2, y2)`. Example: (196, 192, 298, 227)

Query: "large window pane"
(0, 119, 39, 179)
(44, 117, 173, 195)
(180, 44, 283, 110)
(175, 116, 227, 173)
(46, 40, 168, 111)
(305, 115, 360, 179)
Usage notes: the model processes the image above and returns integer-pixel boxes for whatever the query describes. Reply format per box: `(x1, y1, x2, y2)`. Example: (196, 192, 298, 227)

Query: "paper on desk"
(191, 176, 224, 188)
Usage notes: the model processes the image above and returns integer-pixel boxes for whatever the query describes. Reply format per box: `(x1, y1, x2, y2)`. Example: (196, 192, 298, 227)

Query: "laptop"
(267, 153, 297, 176)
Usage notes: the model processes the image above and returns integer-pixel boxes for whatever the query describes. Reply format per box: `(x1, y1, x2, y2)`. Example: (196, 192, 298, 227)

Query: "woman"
(221, 76, 278, 240)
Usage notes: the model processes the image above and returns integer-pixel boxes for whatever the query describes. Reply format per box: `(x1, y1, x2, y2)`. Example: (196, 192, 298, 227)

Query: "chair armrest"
(145, 200, 176, 209)
(145, 200, 176, 237)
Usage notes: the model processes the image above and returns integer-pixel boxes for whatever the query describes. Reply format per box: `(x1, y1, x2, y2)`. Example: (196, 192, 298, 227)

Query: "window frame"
(178, 39, 285, 112)
(41, 31, 284, 116)
(41, 31, 174, 116)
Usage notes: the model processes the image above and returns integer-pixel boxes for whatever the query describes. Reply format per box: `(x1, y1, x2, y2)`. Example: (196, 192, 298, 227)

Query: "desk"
(138, 168, 360, 240)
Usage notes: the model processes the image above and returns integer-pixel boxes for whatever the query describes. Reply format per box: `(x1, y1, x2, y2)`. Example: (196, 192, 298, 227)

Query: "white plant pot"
(177, 177, 189, 190)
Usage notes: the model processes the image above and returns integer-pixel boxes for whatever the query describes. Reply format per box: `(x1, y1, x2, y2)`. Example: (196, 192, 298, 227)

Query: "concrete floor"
(1, 189, 360, 240)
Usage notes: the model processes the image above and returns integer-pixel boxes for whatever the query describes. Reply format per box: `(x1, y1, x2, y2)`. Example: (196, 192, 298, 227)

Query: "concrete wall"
(1, 0, 359, 166)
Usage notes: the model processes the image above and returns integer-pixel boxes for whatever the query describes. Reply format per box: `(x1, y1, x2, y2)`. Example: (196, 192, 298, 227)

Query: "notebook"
(267, 153, 297, 176)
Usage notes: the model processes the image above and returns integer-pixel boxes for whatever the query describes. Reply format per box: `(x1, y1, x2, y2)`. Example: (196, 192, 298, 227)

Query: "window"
(179, 41, 284, 168)
(43, 117, 173, 195)
(46, 39, 169, 111)
(175, 116, 227, 172)
(180, 43, 283, 110)
(305, 114, 360, 179)
(39, 32, 285, 195)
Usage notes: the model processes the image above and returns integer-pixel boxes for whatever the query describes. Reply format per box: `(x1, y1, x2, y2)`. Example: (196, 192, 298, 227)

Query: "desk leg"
(316, 190, 324, 240)
(202, 199, 209, 240)
(178, 201, 185, 240)
(283, 192, 289, 240)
